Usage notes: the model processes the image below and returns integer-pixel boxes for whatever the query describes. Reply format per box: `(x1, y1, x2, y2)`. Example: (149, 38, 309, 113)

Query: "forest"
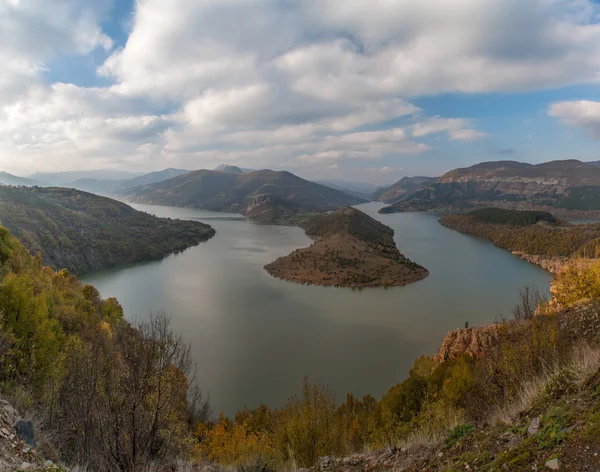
(440, 209, 600, 258)
(0, 186, 215, 274)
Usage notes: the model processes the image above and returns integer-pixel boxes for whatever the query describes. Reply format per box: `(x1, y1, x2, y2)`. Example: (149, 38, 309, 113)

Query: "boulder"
(527, 417, 540, 436)
(15, 420, 35, 448)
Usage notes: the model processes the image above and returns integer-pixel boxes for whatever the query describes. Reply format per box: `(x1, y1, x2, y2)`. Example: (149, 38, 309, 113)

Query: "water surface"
(83, 202, 552, 415)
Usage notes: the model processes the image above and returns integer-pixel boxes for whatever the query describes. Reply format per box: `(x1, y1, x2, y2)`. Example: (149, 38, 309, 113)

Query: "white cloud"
(0, 0, 112, 104)
(548, 100, 600, 138)
(1, 0, 599, 180)
(412, 117, 488, 141)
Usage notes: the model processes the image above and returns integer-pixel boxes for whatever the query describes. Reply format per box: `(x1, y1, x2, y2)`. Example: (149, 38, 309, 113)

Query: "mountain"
(66, 178, 121, 195)
(30, 169, 143, 186)
(0, 186, 215, 274)
(380, 159, 600, 214)
(372, 176, 437, 203)
(264, 207, 428, 286)
(60, 169, 191, 196)
(214, 164, 254, 173)
(0, 171, 47, 187)
(116, 168, 190, 189)
(316, 179, 379, 200)
(122, 169, 368, 223)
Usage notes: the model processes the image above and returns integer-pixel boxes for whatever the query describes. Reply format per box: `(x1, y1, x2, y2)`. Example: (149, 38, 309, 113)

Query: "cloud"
(548, 100, 600, 138)
(411, 117, 488, 141)
(1, 0, 600, 180)
(0, 0, 112, 104)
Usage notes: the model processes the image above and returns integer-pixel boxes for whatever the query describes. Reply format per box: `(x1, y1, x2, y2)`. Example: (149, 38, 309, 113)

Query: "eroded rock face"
(434, 325, 502, 362)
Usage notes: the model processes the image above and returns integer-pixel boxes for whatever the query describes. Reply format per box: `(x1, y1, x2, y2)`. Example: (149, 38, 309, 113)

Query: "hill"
(380, 160, 600, 214)
(122, 169, 367, 223)
(116, 167, 189, 189)
(213, 164, 246, 173)
(0, 186, 215, 274)
(30, 169, 142, 185)
(439, 208, 600, 271)
(264, 207, 428, 286)
(0, 171, 46, 187)
(214, 164, 254, 173)
(64, 168, 190, 195)
(0, 223, 206, 470)
(373, 176, 437, 203)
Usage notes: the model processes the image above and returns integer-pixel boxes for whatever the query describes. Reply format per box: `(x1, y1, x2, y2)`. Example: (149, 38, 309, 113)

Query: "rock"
(319, 456, 334, 470)
(527, 417, 540, 436)
(545, 458, 560, 470)
(434, 325, 501, 362)
(343, 454, 364, 466)
(15, 420, 35, 448)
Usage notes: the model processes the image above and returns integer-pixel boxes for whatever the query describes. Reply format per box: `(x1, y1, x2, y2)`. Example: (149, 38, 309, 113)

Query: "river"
(82, 202, 552, 415)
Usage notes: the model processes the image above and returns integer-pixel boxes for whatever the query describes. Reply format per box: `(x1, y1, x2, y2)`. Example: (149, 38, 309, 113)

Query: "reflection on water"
(83, 202, 552, 415)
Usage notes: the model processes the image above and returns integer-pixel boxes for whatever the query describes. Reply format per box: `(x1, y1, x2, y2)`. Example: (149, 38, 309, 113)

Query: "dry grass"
(487, 343, 600, 425)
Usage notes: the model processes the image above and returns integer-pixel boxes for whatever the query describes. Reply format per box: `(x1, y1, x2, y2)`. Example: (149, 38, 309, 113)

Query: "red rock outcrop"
(434, 325, 502, 362)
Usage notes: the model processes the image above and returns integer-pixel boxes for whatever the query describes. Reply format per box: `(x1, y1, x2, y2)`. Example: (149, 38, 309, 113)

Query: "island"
(264, 207, 429, 287)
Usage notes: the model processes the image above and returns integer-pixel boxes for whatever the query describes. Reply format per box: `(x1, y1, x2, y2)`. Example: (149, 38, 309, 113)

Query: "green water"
(83, 202, 552, 415)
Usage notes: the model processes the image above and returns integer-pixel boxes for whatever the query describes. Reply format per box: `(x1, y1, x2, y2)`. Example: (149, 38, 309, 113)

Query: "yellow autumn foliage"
(552, 259, 600, 306)
(197, 417, 274, 468)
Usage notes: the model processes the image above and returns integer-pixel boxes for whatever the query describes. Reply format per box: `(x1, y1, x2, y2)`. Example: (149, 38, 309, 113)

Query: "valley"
(83, 202, 551, 416)
(121, 168, 367, 223)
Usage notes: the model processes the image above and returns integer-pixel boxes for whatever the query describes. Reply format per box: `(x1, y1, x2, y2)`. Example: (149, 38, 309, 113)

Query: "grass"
(445, 424, 474, 449)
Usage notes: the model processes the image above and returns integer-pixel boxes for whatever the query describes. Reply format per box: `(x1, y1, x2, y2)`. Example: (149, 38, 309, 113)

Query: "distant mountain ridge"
(122, 169, 367, 223)
(373, 176, 437, 203)
(30, 169, 144, 185)
(214, 164, 254, 173)
(0, 172, 47, 187)
(380, 159, 600, 214)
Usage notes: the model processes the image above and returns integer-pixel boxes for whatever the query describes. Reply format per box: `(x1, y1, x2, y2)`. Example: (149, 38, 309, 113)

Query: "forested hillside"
(0, 186, 215, 274)
(0, 225, 207, 470)
(440, 208, 600, 260)
(122, 169, 367, 223)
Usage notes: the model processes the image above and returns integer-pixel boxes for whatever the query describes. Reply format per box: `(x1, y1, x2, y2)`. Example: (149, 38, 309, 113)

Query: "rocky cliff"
(380, 160, 600, 214)
(433, 325, 502, 362)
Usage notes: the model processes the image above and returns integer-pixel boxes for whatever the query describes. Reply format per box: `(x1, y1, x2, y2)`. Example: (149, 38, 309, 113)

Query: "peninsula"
(264, 207, 428, 287)
(440, 208, 600, 272)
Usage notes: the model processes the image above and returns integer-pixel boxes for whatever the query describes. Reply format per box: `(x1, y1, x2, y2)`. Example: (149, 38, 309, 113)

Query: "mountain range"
(379, 159, 600, 214)
(121, 169, 367, 223)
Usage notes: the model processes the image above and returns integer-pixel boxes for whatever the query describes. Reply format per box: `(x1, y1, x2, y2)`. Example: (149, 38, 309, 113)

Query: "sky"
(1, 0, 600, 185)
